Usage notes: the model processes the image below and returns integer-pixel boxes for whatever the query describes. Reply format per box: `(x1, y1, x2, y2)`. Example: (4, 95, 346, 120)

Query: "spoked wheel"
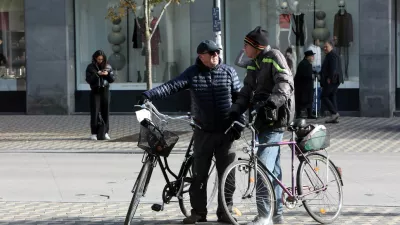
(179, 157, 218, 217)
(220, 160, 275, 225)
(297, 153, 343, 224)
(124, 160, 152, 225)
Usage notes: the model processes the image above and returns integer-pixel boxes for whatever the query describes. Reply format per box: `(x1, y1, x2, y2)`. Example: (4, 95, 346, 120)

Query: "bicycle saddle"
(289, 119, 306, 129)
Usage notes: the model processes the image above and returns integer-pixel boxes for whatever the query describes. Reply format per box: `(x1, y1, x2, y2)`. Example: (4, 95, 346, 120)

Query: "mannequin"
(289, 0, 307, 65)
(275, 1, 292, 51)
(333, 0, 353, 80)
(307, 39, 322, 73)
(132, 5, 145, 82)
(132, 5, 161, 83)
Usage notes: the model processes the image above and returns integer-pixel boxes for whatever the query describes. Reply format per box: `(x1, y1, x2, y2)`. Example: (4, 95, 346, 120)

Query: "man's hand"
(137, 95, 149, 105)
(327, 78, 331, 84)
(229, 110, 240, 122)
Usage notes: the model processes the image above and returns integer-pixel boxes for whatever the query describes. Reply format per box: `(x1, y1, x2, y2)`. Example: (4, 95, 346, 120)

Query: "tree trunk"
(144, 0, 152, 90)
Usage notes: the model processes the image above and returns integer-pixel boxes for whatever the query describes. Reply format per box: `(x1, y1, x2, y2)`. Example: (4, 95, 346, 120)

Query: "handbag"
(97, 113, 106, 140)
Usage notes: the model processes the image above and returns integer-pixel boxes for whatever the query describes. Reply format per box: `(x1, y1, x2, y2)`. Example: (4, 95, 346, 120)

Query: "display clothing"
(292, 13, 305, 46)
(333, 10, 353, 47)
(307, 44, 322, 73)
(279, 14, 291, 29)
(132, 16, 161, 65)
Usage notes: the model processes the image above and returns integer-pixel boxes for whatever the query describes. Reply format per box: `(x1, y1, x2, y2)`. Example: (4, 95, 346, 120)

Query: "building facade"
(0, 0, 397, 117)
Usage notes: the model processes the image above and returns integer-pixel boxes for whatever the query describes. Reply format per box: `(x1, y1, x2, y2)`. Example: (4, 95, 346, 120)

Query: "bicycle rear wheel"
(124, 159, 152, 225)
(178, 157, 218, 217)
(297, 153, 343, 224)
(220, 160, 275, 225)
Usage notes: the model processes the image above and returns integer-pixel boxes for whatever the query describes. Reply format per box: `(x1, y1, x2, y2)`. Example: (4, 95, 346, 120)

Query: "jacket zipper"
(210, 71, 217, 128)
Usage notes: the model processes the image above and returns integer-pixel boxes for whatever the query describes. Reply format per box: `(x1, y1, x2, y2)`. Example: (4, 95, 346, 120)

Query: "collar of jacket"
(195, 57, 221, 72)
(253, 45, 272, 69)
(337, 9, 348, 15)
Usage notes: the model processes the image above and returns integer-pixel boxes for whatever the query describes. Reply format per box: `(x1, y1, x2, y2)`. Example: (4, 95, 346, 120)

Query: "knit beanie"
(244, 26, 268, 50)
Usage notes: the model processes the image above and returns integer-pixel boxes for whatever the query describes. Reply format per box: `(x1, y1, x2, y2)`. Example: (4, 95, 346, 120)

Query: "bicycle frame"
(136, 134, 195, 201)
(227, 111, 334, 203)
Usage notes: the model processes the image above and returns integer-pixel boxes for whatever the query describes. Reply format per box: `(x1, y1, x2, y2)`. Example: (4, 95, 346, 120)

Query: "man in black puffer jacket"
(140, 40, 242, 224)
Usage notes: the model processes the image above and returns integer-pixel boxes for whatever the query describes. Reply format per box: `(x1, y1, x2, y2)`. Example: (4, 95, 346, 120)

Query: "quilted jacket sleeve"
(143, 67, 192, 100)
(266, 51, 294, 109)
(232, 71, 253, 114)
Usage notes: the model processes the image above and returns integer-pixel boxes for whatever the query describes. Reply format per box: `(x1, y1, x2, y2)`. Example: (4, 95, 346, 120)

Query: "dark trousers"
(90, 88, 110, 134)
(321, 83, 339, 115)
(189, 129, 236, 217)
(295, 84, 313, 117)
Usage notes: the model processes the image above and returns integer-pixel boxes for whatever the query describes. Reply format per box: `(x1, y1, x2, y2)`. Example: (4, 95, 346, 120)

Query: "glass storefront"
(74, 0, 192, 90)
(226, 0, 359, 87)
(0, 0, 25, 91)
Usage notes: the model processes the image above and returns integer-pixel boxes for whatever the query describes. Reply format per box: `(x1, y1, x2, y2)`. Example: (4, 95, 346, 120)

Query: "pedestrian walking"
(139, 40, 243, 224)
(294, 50, 316, 119)
(85, 50, 115, 140)
(320, 40, 343, 123)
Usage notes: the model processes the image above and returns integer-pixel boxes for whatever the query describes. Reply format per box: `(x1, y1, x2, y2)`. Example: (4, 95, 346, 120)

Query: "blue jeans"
(256, 130, 284, 217)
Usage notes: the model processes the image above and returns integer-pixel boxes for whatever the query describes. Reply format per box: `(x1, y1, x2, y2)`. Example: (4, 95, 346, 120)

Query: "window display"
(0, 0, 26, 91)
(75, 0, 191, 90)
(226, 0, 359, 84)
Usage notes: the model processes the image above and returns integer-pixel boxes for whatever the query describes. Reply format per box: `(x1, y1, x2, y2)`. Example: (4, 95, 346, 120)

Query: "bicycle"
(220, 111, 343, 224)
(124, 101, 218, 225)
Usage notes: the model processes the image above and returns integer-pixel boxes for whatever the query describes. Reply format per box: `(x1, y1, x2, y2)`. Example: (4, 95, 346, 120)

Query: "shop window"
(226, 0, 359, 85)
(0, 0, 26, 91)
(74, 0, 191, 90)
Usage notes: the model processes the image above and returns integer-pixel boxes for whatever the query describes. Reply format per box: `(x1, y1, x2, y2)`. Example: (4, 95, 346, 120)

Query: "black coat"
(294, 58, 314, 107)
(85, 63, 116, 91)
(321, 50, 343, 87)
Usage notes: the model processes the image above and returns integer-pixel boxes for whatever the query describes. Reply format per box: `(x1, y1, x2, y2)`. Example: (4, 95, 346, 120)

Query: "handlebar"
(224, 110, 258, 135)
(134, 101, 202, 130)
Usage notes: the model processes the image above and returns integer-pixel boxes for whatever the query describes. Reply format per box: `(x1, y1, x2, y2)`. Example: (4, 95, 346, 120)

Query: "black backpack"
(97, 113, 106, 140)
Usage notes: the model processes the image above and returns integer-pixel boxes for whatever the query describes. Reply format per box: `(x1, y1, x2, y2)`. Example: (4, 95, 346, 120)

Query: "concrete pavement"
(1, 115, 400, 153)
(0, 152, 399, 224)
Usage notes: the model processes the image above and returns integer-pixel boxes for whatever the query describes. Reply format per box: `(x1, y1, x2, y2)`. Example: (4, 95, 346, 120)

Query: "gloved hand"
(229, 110, 240, 122)
(137, 94, 149, 105)
(253, 101, 266, 113)
(228, 126, 242, 141)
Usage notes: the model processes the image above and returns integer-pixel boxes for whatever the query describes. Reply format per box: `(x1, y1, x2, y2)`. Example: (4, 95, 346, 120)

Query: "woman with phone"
(85, 50, 115, 140)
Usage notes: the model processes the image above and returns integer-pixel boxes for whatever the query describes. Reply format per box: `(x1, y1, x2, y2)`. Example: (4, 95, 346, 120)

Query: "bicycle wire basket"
(296, 124, 330, 152)
(137, 118, 179, 157)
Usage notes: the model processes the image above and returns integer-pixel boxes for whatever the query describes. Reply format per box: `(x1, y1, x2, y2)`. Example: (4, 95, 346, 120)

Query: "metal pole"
(213, 0, 223, 61)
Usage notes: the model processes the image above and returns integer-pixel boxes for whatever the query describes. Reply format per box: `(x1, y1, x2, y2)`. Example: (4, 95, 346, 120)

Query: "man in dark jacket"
(295, 50, 316, 119)
(140, 40, 242, 224)
(229, 26, 295, 225)
(321, 40, 343, 123)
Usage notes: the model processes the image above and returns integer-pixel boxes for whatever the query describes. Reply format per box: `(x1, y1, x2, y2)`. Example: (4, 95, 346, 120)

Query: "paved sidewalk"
(0, 202, 398, 225)
(1, 115, 400, 153)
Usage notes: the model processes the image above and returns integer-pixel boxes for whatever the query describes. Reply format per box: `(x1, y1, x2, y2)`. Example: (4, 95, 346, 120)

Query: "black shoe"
(183, 214, 207, 224)
(217, 214, 237, 224)
(272, 215, 284, 224)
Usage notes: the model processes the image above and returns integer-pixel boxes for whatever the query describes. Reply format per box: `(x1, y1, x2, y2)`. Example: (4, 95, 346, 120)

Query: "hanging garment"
(279, 14, 291, 29)
(333, 10, 353, 47)
(292, 13, 305, 46)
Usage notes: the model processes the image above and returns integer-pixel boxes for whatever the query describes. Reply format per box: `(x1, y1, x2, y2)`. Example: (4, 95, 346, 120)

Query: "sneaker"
(90, 134, 97, 140)
(325, 113, 339, 123)
(247, 216, 273, 225)
(273, 215, 284, 224)
(105, 133, 111, 140)
(182, 213, 207, 224)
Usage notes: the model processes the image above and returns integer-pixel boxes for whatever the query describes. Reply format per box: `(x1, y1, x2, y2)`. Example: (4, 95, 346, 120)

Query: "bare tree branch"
(150, 0, 173, 39)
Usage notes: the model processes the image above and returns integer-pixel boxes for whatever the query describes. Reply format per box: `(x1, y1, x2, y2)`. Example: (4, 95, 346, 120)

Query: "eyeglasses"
(203, 51, 220, 56)
(339, 6, 345, 8)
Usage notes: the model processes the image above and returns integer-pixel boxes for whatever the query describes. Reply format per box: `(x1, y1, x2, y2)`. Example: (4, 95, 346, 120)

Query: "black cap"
(304, 50, 315, 57)
(197, 40, 222, 54)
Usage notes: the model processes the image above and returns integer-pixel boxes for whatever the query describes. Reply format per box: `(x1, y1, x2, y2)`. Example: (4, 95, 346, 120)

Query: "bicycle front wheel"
(220, 159, 275, 225)
(297, 153, 343, 224)
(124, 159, 152, 225)
(178, 157, 218, 217)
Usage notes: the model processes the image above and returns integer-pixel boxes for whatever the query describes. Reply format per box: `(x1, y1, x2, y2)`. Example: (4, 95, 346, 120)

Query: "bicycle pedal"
(151, 204, 164, 212)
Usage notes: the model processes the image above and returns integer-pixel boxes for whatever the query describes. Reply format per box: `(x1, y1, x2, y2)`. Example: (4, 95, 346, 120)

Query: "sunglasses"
(203, 51, 220, 56)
